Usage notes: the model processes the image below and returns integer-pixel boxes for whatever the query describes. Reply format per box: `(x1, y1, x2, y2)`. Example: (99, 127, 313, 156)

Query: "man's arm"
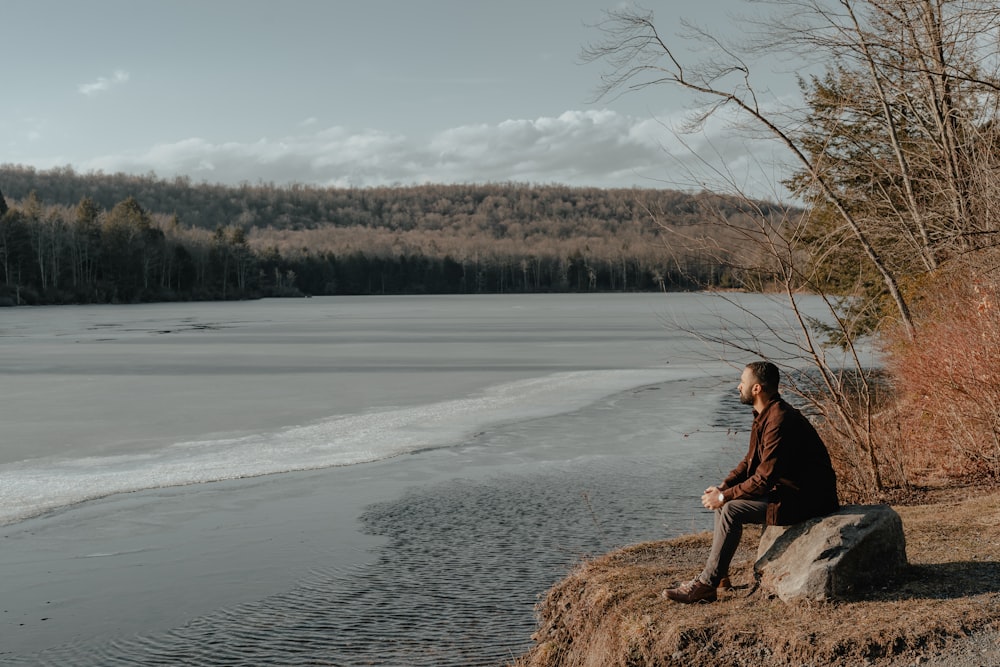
(721, 450, 751, 491)
(722, 413, 785, 501)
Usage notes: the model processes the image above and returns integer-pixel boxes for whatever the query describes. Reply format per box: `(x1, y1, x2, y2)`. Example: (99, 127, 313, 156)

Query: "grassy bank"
(509, 484, 1000, 667)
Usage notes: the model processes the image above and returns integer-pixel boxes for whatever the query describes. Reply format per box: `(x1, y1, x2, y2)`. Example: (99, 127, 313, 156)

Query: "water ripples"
(4, 458, 698, 667)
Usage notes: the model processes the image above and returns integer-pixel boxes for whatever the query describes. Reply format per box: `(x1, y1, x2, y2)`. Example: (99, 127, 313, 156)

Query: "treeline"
(0, 164, 783, 233)
(0, 166, 789, 305)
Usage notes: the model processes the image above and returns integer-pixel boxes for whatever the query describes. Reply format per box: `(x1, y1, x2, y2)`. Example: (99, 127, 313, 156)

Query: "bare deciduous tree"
(582, 0, 1000, 495)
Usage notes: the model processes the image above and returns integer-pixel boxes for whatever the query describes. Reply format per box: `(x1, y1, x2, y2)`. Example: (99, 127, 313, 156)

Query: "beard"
(739, 389, 754, 405)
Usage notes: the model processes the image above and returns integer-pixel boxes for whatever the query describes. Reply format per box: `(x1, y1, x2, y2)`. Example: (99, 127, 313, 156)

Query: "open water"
(0, 293, 829, 665)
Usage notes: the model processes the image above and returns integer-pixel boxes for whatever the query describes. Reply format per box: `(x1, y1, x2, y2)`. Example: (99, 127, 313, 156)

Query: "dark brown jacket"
(719, 396, 839, 526)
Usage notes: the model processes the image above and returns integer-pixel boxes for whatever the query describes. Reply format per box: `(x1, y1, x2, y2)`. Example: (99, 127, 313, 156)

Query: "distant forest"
(0, 164, 791, 305)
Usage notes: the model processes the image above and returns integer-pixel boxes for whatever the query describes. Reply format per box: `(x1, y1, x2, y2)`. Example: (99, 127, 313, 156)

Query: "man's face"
(738, 367, 758, 406)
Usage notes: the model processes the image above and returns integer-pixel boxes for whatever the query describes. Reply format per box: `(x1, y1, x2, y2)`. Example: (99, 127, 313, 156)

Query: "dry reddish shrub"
(814, 391, 917, 504)
(884, 256, 1000, 483)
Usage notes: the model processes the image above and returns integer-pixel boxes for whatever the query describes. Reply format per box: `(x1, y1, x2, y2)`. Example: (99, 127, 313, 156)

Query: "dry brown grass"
(509, 485, 1000, 667)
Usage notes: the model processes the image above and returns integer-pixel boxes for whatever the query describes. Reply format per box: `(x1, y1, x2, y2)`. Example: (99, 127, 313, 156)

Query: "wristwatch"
(718, 492, 725, 504)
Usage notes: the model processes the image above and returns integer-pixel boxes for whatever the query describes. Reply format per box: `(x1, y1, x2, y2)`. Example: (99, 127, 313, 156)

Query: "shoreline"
(509, 483, 1000, 667)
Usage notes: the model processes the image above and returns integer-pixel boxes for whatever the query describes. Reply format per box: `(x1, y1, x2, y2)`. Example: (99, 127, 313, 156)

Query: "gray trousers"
(698, 498, 768, 586)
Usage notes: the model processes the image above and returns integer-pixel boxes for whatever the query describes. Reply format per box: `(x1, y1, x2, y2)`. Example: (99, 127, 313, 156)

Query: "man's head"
(739, 361, 780, 406)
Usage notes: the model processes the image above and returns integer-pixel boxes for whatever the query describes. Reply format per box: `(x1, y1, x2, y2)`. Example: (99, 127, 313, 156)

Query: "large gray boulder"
(754, 504, 907, 602)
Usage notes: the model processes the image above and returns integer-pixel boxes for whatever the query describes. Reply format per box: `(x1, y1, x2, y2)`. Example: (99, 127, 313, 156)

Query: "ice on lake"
(0, 292, 838, 664)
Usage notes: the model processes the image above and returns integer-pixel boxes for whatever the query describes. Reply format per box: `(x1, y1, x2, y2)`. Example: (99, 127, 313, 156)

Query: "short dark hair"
(746, 361, 780, 395)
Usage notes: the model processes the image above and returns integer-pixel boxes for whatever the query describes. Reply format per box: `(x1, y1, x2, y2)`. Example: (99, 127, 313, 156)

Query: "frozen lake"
(0, 293, 824, 665)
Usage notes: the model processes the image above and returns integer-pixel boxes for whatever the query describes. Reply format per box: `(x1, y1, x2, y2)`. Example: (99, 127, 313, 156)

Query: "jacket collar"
(752, 395, 781, 420)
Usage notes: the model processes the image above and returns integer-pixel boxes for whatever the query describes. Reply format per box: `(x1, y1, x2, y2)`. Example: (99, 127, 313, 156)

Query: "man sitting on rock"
(663, 360, 839, 603)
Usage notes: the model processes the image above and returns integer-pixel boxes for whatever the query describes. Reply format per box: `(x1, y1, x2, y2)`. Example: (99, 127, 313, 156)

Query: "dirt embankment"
(509, 485, 1000, 667)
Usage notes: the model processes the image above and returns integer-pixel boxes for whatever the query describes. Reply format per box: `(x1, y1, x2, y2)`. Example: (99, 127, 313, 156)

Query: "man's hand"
(702, 486, 725, 510)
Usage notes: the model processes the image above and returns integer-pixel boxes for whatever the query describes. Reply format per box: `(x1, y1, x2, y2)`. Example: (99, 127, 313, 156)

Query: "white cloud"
(78, 70, 130, 97)
(77, 108, 789, 196)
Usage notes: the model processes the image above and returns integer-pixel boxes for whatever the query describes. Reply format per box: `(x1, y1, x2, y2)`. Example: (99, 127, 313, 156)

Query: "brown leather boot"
(661, 579, 717, 603)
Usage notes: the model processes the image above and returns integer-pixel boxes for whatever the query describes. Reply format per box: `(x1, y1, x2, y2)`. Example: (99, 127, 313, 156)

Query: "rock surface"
(755, 504, 907, 602)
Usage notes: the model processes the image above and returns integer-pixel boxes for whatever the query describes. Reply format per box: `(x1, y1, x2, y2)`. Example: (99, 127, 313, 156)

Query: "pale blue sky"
(2, 1, 798, 196)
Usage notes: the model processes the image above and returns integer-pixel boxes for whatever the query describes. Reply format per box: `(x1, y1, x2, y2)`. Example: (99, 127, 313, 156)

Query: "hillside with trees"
(0, 165, 790, 305)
